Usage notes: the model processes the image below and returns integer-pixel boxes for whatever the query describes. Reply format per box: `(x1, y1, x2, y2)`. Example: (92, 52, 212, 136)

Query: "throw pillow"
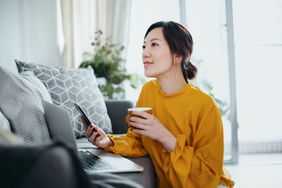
(0, 67, 51, 144)
(20, 71, 53, 103)
(16, 60, 112, 138)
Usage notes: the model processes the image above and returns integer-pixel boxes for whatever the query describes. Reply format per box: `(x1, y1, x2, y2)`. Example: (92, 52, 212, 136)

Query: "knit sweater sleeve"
(162, 103, 225, 188)
(104, 85, 147, 157)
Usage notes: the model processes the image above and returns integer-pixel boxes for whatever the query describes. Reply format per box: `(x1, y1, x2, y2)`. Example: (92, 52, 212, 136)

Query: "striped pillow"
(0, 67, 51, 144)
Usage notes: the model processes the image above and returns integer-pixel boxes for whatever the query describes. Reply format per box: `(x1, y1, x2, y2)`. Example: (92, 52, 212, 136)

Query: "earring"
(183, 62, 188, 70)
(183, 58, 189, 70)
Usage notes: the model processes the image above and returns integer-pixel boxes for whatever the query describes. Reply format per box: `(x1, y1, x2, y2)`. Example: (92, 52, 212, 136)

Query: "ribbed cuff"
(170, 134, 190, 160)
(104, 134, 116, 152)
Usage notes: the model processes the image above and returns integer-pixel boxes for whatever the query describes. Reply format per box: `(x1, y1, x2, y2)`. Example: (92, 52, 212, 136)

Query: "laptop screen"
(43, 100, 79, 155)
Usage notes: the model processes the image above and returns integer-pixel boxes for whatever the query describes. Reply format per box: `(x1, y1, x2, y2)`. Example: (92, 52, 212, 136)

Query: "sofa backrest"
(105, 100, 133, 134)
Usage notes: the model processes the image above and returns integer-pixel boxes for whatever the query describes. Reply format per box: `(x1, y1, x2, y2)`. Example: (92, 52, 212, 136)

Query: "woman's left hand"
(128, 111, 176, 152)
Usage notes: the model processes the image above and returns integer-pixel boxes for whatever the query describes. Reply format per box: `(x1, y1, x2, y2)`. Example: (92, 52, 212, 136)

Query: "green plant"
(80, 30, 143, 99)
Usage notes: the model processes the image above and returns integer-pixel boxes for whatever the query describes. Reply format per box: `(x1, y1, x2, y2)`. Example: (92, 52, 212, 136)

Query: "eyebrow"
(143, 38, 161, 44)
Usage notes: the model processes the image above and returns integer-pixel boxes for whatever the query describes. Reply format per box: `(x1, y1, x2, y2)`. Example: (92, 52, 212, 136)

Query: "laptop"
(42, 100, 144, 173)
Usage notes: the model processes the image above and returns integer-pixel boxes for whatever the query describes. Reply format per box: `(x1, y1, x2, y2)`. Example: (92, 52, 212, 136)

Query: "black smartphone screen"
(74, 103, 92, 126)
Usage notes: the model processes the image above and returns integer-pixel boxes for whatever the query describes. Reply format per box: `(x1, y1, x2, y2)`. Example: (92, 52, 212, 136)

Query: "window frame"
(179, 0, 239, 164)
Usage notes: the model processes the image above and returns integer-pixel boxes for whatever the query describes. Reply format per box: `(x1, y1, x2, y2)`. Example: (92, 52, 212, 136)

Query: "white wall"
(0, 0, 63, 73)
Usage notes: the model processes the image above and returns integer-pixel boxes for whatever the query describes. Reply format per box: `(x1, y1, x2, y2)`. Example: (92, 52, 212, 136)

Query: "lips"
(143, 61, 153, 65)
(143, 61, 153, 69)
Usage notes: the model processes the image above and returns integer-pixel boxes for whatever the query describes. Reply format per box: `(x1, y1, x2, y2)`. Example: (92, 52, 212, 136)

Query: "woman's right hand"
(81, 117, 114, 148)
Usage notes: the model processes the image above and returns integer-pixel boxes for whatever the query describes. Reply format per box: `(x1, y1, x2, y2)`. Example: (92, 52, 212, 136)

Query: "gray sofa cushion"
(105, 100, 133, 134)
(20, 71, 53, 103)
(16, 60, 112, 137)
(0, 67, 51, 144)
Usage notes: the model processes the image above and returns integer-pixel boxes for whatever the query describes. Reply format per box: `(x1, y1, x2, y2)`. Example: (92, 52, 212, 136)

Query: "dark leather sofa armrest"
(105, 100, 134, 134)
(0, 143, 90, 188)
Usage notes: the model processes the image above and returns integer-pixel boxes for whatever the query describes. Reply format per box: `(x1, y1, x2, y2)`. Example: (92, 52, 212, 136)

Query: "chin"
(145, 68, 165, 79)
(144, 71, 157, 78)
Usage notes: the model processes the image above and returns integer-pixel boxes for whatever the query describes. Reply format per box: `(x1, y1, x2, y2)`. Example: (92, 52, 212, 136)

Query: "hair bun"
(186, 61, 197, 80)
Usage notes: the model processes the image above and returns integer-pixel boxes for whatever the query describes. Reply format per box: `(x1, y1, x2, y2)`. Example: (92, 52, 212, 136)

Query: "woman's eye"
(151, 42, 159, 47)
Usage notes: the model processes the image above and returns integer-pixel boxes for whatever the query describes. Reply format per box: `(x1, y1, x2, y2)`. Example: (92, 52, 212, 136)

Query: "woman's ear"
(173, 55, 182, 64)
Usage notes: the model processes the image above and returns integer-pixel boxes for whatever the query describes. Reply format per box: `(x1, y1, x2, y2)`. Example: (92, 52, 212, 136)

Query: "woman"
(83, 21, 234, 188)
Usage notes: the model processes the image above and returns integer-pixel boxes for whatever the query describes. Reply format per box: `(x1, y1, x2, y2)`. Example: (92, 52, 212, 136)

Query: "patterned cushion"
(0, 67, 51, 144)
(16, 60, 112, 138)
(20, 71, 53, 103)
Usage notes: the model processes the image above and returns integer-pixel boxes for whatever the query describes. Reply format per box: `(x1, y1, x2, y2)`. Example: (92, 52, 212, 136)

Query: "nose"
(142, 46, 151, 59)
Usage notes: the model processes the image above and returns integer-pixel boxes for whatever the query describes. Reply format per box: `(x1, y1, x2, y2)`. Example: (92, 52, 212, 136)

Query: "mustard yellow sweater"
(106, 80, 234, 188)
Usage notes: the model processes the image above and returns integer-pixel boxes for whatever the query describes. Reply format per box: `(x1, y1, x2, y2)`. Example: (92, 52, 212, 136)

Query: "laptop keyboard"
(78, 150, 112, 171)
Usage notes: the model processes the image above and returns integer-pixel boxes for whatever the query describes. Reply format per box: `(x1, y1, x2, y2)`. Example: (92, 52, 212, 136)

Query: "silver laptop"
(43, 100, 144, 173)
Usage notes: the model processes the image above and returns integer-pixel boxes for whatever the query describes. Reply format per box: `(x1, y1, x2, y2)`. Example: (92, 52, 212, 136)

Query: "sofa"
(104, 100, 134, 134)
(0, 62, 156, 188)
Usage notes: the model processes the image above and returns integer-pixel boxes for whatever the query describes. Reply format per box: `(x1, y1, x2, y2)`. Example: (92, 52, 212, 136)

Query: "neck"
(157, 66, 187, 95)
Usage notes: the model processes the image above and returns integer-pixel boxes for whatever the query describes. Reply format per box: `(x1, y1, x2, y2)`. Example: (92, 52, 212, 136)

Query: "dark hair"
(144, 21, 197, 81)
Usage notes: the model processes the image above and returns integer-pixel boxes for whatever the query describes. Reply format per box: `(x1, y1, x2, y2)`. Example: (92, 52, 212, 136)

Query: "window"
(184, 0, 282, 158)
(184, 0, 238, 162)
(233, 0, 282, 150)
(126, 0, 282, 160)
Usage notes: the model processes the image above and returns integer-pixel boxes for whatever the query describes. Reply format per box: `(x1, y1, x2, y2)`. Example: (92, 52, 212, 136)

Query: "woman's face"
(142, 28, 174, 78)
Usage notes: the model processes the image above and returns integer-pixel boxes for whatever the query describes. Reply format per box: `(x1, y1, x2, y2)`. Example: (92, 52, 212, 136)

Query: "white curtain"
(60, 0, 95, 68)
(95, 0, 131, 46)
(61, 0, 132, 68)
(0, 0, 63, 68)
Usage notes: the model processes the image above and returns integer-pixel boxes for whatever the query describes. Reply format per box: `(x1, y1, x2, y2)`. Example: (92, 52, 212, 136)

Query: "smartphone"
(74, 103, 92, 127)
